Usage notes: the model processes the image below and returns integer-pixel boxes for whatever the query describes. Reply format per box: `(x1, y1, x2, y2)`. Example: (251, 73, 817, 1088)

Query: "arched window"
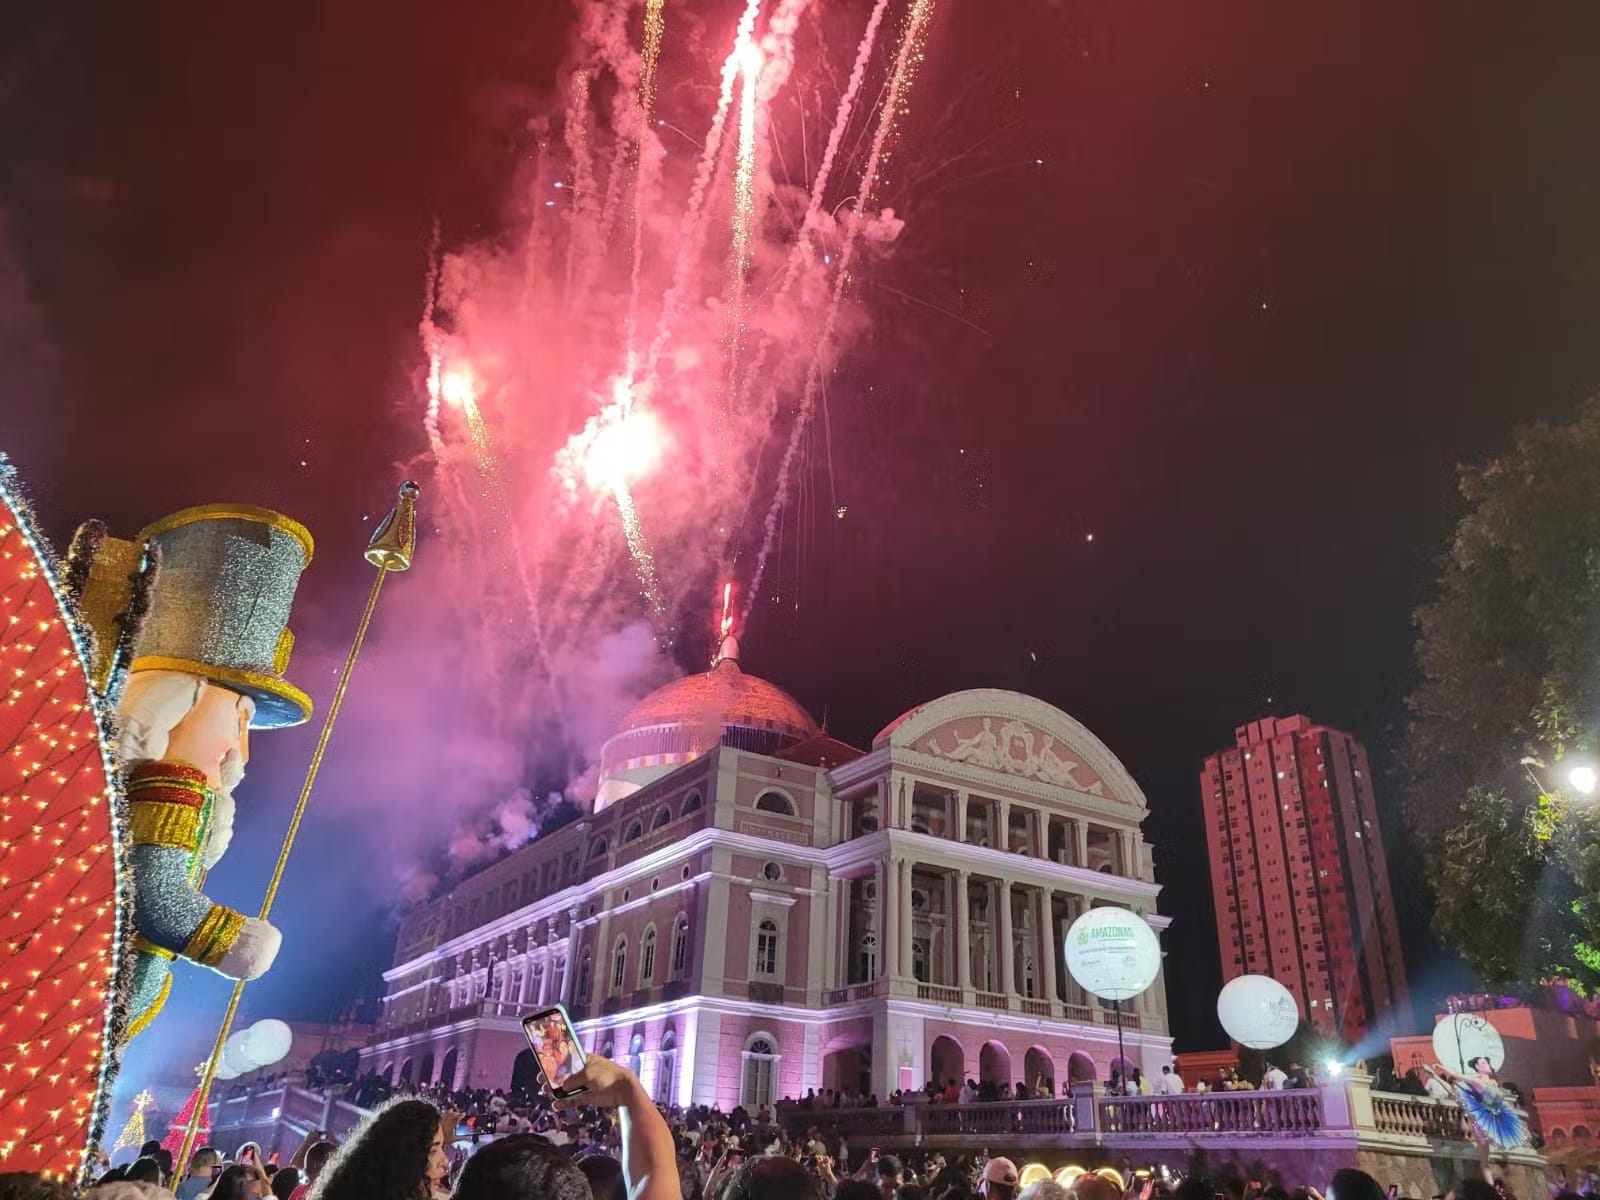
(651, 806, 674, 831)
(742, 1033, 779, 1108)
(399, 1058, 414, 1083)
(859, 932, 878, 982)
(576, 950, 593, 1003)
(683, 791, 704, 814)
(1576, 1124, 1593, 1143)
(656, 1029, 678, 1104)
(639, 925, 658, 987)
(755, 919, 780, 978)
(610, 936, 628, 993)
(755, 791, 795, 816)
(590, 838, 609, 861)
(623, 820, 644, 844)
(670, 915, 690, 979)
(418, 1051, 435, 1086)
(628, 1033, 645, 1077)
(439, 1047, 459, 1091)
(912, 939, 928, 983)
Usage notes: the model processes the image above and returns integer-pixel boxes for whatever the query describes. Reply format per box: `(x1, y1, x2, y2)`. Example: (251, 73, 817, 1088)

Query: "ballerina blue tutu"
(1456, 1081, 1529, 1150)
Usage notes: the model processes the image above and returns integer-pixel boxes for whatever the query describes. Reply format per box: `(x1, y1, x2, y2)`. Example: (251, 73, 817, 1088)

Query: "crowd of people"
(0, 1056, 1560, 1200)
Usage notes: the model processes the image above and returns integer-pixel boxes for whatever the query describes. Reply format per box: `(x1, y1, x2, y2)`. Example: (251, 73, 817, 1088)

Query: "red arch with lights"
(0, 471, 123, 1179)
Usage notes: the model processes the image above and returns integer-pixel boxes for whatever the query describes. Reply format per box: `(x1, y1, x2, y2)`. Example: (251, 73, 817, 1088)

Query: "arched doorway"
(439, 1047, 459, 1091)
(979, 1041, 1011, 1090)
(511, 1048, 540, 1096)
(1023, 1046, 1055, 1094)
(418, 1051, 435, 1086)
(399, 1058, 414, 1084)
(1067, 1051, 1096, 1084)
(930, 1036, 964, 1088)
(1109, 1055, 1135, 1087)
(379, 1062, 394, 1085)
(823, 1046, 869, 1094)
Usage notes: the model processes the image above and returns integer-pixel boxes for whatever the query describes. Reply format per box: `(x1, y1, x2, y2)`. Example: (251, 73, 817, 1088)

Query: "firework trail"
(742, 0, 937, 625)
(638, 0, 666, 125)
(413, 0, 933, 821)
(640, 0, 763, 383)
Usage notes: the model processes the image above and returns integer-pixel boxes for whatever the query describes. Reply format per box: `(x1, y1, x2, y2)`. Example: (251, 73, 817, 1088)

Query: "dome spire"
(712, 580, 738, 669)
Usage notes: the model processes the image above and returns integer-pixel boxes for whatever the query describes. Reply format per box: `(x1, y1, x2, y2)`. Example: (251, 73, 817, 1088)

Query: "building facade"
(1201, 715, 1409, 1044)
(361, 640, 1174, 1109)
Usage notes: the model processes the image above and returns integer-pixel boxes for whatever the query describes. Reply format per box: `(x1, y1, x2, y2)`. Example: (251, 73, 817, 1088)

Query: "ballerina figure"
(1424, 1058, 1529, 1151)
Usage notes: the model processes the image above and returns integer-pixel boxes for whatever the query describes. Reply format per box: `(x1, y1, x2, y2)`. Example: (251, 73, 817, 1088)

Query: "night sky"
(4, 1, 1600, 1093)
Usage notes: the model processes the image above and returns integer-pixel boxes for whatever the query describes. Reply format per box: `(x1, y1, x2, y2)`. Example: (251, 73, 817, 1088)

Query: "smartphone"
(1387, 1188, 1398, 1199)
(521, 1004, 589, 1098)
(871, 1148, 880, 1162)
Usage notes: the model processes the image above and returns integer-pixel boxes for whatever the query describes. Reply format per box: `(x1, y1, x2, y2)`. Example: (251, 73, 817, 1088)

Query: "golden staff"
(175, 481, 420, 1178)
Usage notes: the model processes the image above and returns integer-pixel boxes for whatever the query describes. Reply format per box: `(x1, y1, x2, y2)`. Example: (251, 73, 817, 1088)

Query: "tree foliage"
(1406, 400, 1600, 991)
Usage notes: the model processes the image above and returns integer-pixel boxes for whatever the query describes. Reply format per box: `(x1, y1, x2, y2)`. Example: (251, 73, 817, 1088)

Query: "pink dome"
(596, 639, 819, 805)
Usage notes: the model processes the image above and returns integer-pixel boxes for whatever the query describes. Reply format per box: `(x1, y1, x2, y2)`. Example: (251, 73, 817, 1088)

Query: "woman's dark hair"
(578, 1153, 626, 1200)
(677, 1155, 704, 1200)
(454, 1135, 590, 1200)
(0, 1173, 72, 1200)
(272, 1166, 302, 1200)
(125, 1157, 163, 1185)
(720, 1159, 823, 1200)
(834, 1181, 881, 1200)
(314, 1097, 441, 1200)
(212, 1165, 263, 1200)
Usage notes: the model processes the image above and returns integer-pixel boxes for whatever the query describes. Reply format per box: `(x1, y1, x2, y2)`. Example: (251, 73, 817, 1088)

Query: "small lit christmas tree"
(161, 1066, 212, 1156)
(113, 1090, 155, 1153)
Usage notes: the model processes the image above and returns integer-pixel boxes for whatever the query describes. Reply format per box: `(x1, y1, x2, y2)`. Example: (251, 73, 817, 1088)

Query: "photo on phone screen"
(521, 1004, 588, 1098)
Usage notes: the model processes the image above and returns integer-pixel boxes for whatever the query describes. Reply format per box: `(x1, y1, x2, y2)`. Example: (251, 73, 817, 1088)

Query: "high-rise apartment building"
(1201, 715, 1409, 1044)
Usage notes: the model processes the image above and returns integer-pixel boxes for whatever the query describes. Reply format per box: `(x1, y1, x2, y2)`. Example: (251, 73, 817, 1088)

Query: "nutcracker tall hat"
(71, 504, 315, 728)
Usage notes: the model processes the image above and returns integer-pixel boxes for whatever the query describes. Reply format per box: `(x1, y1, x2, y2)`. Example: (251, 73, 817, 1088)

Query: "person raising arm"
(555, 1057, 678, 1200)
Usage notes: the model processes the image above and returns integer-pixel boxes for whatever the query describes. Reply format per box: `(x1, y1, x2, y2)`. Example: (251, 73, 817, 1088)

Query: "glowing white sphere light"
(1063, 906, 1161, 1001)
(243, 1019, 294, 1068)
(221, 1030, 260, 1077)
(1216, 974, 1301, 1049)
(1432, 1013, 1505, 1074)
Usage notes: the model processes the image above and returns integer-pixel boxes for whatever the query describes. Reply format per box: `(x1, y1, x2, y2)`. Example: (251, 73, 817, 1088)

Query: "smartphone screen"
(521, 1004, 588, 1098)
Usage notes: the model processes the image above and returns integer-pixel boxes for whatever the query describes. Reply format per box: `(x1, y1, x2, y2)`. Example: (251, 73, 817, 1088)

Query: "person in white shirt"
(1159, 1066, 1185, 1095)
(1262, 1064, 1288, 1090)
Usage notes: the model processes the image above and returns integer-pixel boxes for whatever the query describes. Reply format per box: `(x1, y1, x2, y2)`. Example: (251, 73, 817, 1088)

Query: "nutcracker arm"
(127, 762, 280, 980)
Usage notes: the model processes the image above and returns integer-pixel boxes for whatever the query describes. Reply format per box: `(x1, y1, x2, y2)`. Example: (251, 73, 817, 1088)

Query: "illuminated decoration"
(159, 1065, 212, 1157)
(1217, 974, 1301, 1050)
(1096, 1168, 1127, 1191)
(1019, 1163, 1053, 1186)
(75, 504, 315, 1038)
(1064, 906, 1161, 1001)
(0, 459, 126, 1180)
(112, 1090, 154, 1153)
(1432, 1012, 1506, 1074)
(1054, 1167, 1087, 1186)
(175, 483, 420, 1178)
(242, 1018, 292, 1068)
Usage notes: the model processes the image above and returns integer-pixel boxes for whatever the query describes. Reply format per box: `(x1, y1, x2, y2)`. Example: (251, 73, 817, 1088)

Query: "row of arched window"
(597, 788, 798, 859)
(577, 913, 693, 999)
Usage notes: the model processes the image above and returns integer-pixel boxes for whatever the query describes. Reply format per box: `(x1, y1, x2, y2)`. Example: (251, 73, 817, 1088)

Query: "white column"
(956, 790, 969, 843)
(998, 799, 1011, 851)
(879, 859, 895, 982)
(998, 881, 1015, 997)
(1075, 820, 1089, 868)
(1038, 889, 1058, 1006)
(899, 859, 914, 981)
(956, 870, 972, 992)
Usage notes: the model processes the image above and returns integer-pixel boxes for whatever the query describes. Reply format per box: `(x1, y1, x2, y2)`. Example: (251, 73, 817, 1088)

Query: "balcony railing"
(975, 991, 1008, 1011)
(918, 983, 962, 1003)
(1370, 1093, 1470, 1140)
(1020, 998, 1052, 1017)
(1099, 1089, 1323, 1135)
(824, 982, 885, 1004)
(1061, 1002, 1096, 1023)
(921, 1098, 1077, 1137)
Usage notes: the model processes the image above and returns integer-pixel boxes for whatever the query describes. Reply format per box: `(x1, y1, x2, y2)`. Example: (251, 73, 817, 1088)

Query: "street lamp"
(1520, 755, 1598, 796)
